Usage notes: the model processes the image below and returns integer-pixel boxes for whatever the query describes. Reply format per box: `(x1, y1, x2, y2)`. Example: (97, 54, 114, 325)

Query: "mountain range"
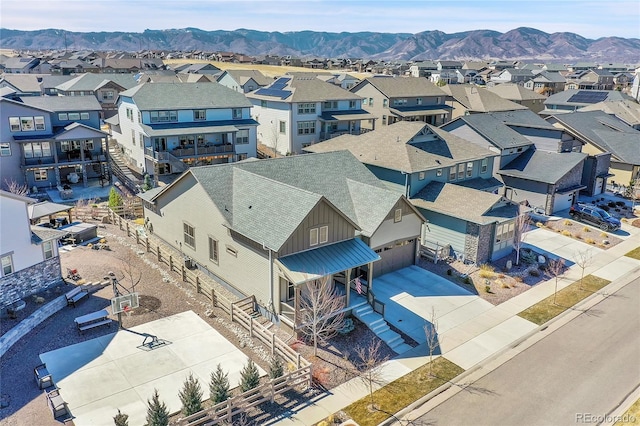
(1, 27, 639, 62)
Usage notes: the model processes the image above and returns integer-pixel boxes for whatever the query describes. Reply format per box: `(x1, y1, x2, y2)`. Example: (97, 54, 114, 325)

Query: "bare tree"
(4, 178, 29, 196)
(267, 121, 286, 157)
(298, 276, 346, 357)
(423, 306, 440, 377)
(353, 339, 389, 411)
(112, 249, 142, 293)
(512, 206, 530, 266)
(574, 249, 593, 290)
(548, 258, 566, 306)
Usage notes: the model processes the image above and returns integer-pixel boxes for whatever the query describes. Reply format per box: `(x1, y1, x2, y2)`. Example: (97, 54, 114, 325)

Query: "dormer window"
(233, 108, 242, 119)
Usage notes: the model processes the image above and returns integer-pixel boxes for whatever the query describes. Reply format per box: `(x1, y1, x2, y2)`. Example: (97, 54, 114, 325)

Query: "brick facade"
(0, 257, 62, 308)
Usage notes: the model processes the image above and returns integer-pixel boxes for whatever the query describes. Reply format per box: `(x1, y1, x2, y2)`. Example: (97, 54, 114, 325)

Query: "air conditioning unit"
(184, 256, 196, 270)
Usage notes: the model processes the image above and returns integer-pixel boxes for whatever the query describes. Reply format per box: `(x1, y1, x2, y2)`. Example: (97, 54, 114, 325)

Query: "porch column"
(368, 262, 374, 290)
(345, 268, 352, 307)
(294, 286, 300, 329)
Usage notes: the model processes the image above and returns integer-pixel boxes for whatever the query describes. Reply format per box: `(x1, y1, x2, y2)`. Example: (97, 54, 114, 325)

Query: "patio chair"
(34, 363, 54, 389)
(45, 388, 68, 418)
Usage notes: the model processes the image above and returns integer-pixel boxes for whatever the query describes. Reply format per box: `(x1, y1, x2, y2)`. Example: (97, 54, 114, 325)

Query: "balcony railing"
(22, 151, 107, 166)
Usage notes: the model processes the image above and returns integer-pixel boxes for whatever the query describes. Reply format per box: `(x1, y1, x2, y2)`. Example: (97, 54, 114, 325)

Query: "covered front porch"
(318, 110, 376, 140)
(275, 238, 380, 329)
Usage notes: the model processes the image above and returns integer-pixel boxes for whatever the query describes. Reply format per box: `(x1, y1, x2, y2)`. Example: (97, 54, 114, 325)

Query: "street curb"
(379, 265, 640, 426)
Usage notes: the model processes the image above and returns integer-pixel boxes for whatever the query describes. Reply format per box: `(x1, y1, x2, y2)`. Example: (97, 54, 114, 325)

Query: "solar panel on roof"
(255, 88, 292, 99)
(567, 91, 608, 104)
(271, 77, 291, 90)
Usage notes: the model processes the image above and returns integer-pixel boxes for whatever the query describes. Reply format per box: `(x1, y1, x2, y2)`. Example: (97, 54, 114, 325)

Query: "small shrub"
(464, 275, 473, 285)
(521, 250, 538, 265)
(113, 409, 129, 426)
(582, 226, 590, 233)
(535, 222, 545, 228)
(209, 364, 230, 404)
(499, 281, 510, 289)
(563, 219, 572, 226)
(239, 359, 260, 393)
(179, 373, 203, 416)
(446, 269, 452, 276)
(269, 356, 285, 380)
(479, 264, 495, 279)
(561, 230, 572, 237)
(586, 238, 596, 244)
(529, 268, 540, 277)
(484, 285, 491, 293)
(608, 202, 616, 208)
(515, 276, 524, 283)
(622, 218, 628, 223)
(616, 201, 625, 207)
(498, 274, 505, 279)
(338, 317, 355, 335)
(600, 232, 607, 237)
(146, 389, 169, 426)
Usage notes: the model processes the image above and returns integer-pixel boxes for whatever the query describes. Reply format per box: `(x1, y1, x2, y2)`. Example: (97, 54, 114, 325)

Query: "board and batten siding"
(146, 175, 272, 306)
(419, 210, 467, 254)
(278, 199, 356, 257)
(369, 199, 422, 249)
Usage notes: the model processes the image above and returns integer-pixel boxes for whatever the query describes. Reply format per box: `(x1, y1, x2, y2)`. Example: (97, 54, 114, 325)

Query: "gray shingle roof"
(246, 76, 360, 103)
(358, 76, 446, 98)
(31, 226, 66, 244)
(442, 85, 528, 113)
(221, 69, 272, 87)
(544, 89, 628, 107)
(120, 82, 251, 110)
(498, 149, 586, 184)
(579, 100, 640, 127)
(305, 121, 497, 173)
(489, 109, 557, 129)
(486, 83, 547, 101)
(411, 182, 518, 224)
(0, 74, 42, 92)
(55, 73, 138, 92)
(550, 111, 640, 164)
(21, 95, 102, 112)
(449, 114, 533, 149)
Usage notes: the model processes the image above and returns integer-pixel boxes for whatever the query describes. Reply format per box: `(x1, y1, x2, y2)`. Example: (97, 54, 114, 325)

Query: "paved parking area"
(40, 311, 265, 426)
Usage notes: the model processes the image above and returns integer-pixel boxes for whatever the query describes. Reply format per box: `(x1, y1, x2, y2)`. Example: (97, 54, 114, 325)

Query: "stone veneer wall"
(464, 222, 496, 265)
(476, 223, 495, 264)
(0, 257, 63, 309)
(464, 222, 480, 264)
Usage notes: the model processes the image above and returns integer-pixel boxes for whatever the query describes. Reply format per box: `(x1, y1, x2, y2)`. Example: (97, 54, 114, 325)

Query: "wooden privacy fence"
(108, 209, 312, 424)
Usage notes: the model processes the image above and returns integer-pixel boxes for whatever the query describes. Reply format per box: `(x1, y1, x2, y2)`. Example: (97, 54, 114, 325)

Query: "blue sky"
(1, 0, 639, 39)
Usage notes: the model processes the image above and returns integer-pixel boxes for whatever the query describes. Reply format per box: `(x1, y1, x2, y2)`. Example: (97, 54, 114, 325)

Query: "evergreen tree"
(146, 389, 169, 426)
(209, 363, 231, 404)
(108, 187, 122, 208)
(269, 356, 284, 380)
(239, 359, 260, 393)
(142, 174, 153, 191)
(179, 372, 203, 416)
(113, 409, 129, 426)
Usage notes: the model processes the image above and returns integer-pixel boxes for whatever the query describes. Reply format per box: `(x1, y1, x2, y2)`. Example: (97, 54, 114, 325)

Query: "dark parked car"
(569, 203, 621, 231)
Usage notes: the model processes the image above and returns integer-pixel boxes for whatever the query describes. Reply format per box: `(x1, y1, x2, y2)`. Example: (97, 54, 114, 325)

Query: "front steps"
(353, 304, 412, 354)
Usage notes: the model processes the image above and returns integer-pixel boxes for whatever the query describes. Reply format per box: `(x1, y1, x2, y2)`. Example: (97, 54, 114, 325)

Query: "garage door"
(553, 193, 574, 213)
(375, 239, 416, 276)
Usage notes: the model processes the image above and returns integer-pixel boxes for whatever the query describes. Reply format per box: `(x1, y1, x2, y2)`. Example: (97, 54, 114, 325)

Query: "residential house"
(176, 63, 221, 75)
(548, 111, 640, 187)
(430, 70, 459, 85)
(542, 63, 568, 73)
(575, 69, 615, 90)
(0, 96, 110, 194)
(568, 62, 598, 72)
(304, 121, 520, 263)
(486, 83, 547, 113)
(54, 73, 138, 119)
(409, 61, 438, 78)
(324, 73, 361, 90)
(110, 82, 257, 180)
(0, 190, 66, 308)
(541, 89, 630, 116)
(39, 75, 75, 96)
(436, 61, 463, 71)
(48, 59, 99, 75)
(441, 85, 529, 119)
(0, 74, 43, 97)
(489, 61, 515, 71)
(579, 100, 640, 130)
(247, 76, 372, 155)
(490, 68, 533, 84)
(91, 58, 165, 74)
(523, 71, 567, 95)
(0, 56, 40, 74)
(350, 76, 451, 129)
(216, 69, 272, 93)
(139, 151, 424, 328)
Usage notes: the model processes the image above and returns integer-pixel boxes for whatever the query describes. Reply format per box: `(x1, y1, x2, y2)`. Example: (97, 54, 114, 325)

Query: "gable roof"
(0, 74, 42, 93)
(447, 114, 534, 150)
(442, 85, 528, 113)
(119, 82, 251, 110)
(498, 149, 586, 184)
(21, 95, 102, 112)
(544, 89, 629, 108)
(411, 182, 518, 225)
(548, 111, 640, 164)
(219, 69, 272, 86)
(486, 83, 547, 102)
(354, 76, 446, 98)
(578, 100, 640, 128)
(305, 121, 496, 173)
(246, 76, 360, 103)
(55, 73, 138, 92)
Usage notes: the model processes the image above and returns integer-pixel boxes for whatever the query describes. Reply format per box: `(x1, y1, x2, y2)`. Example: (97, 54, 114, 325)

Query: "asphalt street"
(414, 277, 640, 426)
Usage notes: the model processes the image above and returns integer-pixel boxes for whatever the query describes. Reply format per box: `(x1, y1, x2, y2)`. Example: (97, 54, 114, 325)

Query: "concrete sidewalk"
(273, 225, 640, 425)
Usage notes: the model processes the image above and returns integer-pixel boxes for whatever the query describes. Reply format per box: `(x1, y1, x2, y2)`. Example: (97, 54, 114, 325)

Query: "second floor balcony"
(145, 143, 235, 161)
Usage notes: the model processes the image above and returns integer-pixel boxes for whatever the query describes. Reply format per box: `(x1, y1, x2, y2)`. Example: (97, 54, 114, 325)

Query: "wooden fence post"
(271, 332, 275, 355)
(126, 222, 130, 237)
(135, 229, 139, 244)
(297, 353, 301, 369)
(146, 236, 150, 252)
(181, 264, 186, 282)
(169, 255, 173, 272)
(249, 317, 253, 337)
(211, 288, 216, 307)
(196, 276, 201, 294)
(118, 216, 122, 230)
(230, 303, 234, 323)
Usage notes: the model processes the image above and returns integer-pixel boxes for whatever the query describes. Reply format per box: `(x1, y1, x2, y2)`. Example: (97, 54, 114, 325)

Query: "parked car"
(569, 203, 621, 231)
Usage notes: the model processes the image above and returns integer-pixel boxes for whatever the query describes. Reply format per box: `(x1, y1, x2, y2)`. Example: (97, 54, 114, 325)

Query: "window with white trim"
(449, 166, 456, 181)
(481, 158, 488, 173)
(393, 98, 408, 106)
(261, 100, 267, 107)
(35, 116, 45, 130)
(236, 129, 249, 144)
(34, 169, 48, 181)
(1, 254, 13, 276)
(382, 99, 388, 107)
(297, 103, 316, 114)
(9, 117, 20, 131)
(279, 120, 286, 134)
(226, 245, 238, 257)
(232, 108, 242, 119)
(150, 110, 177, 123)
(208, 237, 218, 263)
(43, 241, 54, 260)
(457, 163, 465, 179)
(319, 226, 328, 244)
(0, 143, 10, 156)
(68, 112, 80, 121)
(419, 171, 425, 180)
(394, 208, 402, 223)
(417, 98, 423, 105)
(309, 228, 319, 246)
(436, 168, 442, 177)
(194, 110, 206, 121)
(103, 90, 114, 100)
(23, 142, 51, 158)
(59, 113, 69, 121)
(297, 121, 316, 135)
(466, 162, 473, 177)
(20, 117, 35, 131)
(349, 100, 356, 109)
(80, 112, 90, 120)
(183, 222, 195, 249)
(323, 101, 338, 109)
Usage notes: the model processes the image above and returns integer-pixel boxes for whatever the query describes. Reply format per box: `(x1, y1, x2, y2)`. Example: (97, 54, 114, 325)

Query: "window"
(382, 115, 387, 125)
(319, 226, 328, 244)
(9, 117, 20, 131)
(208, 237, 218, 263)
(137, 111, 142, 123)
(419, 171, 425, 180)
(457, 164, 465, 179)
(232, 108, 242, 119)
(297, 103, 316, 114)
(363, 98, 368, 105)
(323, 101, 338, 109)
(226, 246, 238, 257)
(393, 99, 408, 106)
(150, 110, 177, 123)
(261, 100, 267, 108)
(466, 162, 473, 177)
(309, 228, 319, 246)
(58, 113, 68, 121)
(0, 143, 10, 156)
(382, 99, 388, 107)
(34, 169, 47, 181)
(103, 90, 114, 100)
(481, 158, 488, 173)
(183, 223, 195, 249)
(394, 208, 402, 223)
(131, 130, 136, 146)
(279, 120, 286, 134)
(35, 116, 45, 130)
(24, 142, 51, 158)
(494, 221, 515, 251)
(449, 166, 456, 181)
(236, 129, 249, 144)
(20, 117, 35, 131)
(126, 108, 133, 121)
(43, 241, 54, 260)
(1, 254, 13, 276)
(297, 121, 316, 135)
(417, 98, 423, 105)
(237, 153, 248, 161)
(281, 276, 295, 301)
(368, 98, 374, 106)
(436, 168, 442, 177)
(68, 112, 81, 121)
(194, 110, 206, 121)
(80, 112, 90, 120)
(349, 100, 356, 109)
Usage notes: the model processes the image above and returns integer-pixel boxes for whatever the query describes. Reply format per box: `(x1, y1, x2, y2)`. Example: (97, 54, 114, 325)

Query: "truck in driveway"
(569, 203, 621, 231)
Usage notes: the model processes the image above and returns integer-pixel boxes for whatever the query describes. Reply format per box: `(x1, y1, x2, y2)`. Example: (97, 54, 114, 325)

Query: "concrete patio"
(40, 310, 265, 426)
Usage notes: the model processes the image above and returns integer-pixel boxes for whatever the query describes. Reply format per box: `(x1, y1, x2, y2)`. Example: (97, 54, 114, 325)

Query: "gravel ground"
(0, 219, 392, 425)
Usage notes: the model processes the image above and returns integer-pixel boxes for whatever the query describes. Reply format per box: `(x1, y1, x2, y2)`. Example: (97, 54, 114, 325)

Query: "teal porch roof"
(277, 238, 380, 285)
